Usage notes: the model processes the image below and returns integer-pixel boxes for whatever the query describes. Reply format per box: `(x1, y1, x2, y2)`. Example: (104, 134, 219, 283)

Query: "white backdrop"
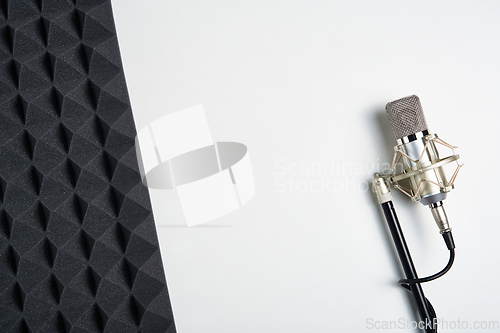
(112, 1, 500, 332)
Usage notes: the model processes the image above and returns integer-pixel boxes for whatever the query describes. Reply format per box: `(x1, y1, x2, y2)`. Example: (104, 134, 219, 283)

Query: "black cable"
(400, 284, 438, 332)
(399, 249, 455, 285)
(399, 246, 455, 333)
(380, 201, 456, 333)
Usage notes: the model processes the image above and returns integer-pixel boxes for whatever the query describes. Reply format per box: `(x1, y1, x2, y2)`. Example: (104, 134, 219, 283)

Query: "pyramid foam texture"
(0, 1, 176, 332)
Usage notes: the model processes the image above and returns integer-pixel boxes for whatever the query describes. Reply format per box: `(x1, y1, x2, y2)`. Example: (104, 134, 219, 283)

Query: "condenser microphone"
(373, 95, 461, 333)
(373, 95, 462, 332)
(386, 95, 441, 205)
(384, 95, 462, 234)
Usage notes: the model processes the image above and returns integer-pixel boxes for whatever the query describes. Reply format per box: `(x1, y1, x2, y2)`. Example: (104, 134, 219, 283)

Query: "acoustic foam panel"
(0, 1, 176, 332)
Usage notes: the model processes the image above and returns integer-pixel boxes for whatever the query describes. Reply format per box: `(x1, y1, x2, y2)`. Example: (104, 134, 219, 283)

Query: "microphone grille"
(385, 95, 428, 139)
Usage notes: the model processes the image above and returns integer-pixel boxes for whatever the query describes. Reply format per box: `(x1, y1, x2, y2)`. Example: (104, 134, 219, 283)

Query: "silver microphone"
(385, 95, 462, 233)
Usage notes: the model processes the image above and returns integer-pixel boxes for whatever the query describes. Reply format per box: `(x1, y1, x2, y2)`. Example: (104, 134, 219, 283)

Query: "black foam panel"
(0, 1, 176, 332)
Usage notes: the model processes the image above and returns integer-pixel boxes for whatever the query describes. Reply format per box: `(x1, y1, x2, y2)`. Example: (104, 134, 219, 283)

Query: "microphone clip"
(385, 133, 463, 204)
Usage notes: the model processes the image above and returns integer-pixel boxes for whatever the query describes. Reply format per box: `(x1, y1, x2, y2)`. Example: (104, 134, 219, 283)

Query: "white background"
(112, 1, 500, 332)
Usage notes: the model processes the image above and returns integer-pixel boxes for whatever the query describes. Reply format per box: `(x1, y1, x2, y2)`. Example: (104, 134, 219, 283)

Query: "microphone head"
(386, 95, 428, 139)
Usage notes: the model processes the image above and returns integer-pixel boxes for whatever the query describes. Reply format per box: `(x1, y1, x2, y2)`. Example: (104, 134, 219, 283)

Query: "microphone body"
(385, 95, 461, 233)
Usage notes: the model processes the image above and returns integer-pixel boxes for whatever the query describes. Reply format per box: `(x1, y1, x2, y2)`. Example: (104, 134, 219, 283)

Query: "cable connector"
(373, 173, 393, 204)
(429, 201, 451, 234)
